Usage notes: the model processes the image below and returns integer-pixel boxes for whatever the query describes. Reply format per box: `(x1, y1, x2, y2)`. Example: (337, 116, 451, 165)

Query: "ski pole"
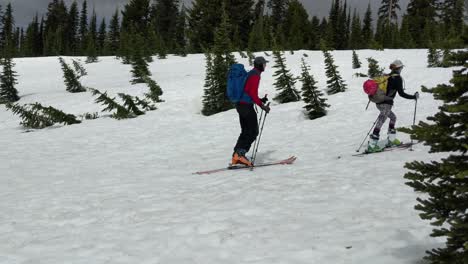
(410, 98, 418, 151)
(251, 108, 264, 161)
(356, 116, 379, 152)
(365, 100, 371, 111)
(251, 103, 270, 165)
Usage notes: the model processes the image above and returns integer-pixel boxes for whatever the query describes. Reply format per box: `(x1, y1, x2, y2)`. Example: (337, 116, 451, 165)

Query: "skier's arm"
(244, 75, 262, 106)
(394, 78, 416, 100)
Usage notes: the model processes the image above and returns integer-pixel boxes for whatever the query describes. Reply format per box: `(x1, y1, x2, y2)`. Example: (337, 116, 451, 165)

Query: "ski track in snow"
(0, 49, 452, 263)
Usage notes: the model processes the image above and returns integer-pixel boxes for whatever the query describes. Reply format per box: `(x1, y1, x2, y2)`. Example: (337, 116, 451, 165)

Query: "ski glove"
(260, 95, 269, 104)
(414, 92, 419, 100)
(260, 103, 270, 114)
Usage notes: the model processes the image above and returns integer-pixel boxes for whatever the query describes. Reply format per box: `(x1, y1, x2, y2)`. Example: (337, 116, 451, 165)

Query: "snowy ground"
(0, 50, 454, 264)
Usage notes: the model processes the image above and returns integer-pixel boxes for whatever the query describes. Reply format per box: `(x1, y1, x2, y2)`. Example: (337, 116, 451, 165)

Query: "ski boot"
(231, 151, 253, 167)
(386, 129, 402, 147)
(366, 134, 383, 153)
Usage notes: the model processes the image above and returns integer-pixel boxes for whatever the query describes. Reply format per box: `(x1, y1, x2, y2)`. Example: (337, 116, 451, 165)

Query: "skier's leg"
(368, 104, 391, 152)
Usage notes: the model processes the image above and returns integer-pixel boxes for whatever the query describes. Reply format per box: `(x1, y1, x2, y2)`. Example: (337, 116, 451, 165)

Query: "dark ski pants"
(234, 103, 259, 155)
(372, 103, 396, 137)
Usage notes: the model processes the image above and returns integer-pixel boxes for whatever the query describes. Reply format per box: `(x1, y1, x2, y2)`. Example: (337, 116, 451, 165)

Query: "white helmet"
(390, 59, 404, 68)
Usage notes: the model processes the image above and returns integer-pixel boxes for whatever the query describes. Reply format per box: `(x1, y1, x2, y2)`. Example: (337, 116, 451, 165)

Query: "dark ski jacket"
(378, 71, 416, 105)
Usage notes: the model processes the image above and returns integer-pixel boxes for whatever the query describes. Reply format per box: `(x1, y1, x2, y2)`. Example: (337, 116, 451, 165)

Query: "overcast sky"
(2, 0, 410, 29)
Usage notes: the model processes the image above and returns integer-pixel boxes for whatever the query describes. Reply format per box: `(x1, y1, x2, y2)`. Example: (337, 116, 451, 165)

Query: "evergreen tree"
(367, 57, 384, 78)
(284, 0, 309, 50)
(352, 50, 361, 69)
(79, 0, 88, 53)
(108, 9, 121, 56)
(5, 103, 54, 129)
(5, 102, 80, 129)
(151, 0, 179, 51)
(225, 0, 255, 50)
(67, 1, 79, 55)
(272, 49, 300, 103)
(118, 93, 145, 116)
(130, 33, 151, 84)
(23, 15, 41, 57)
(43, 0, 68, 55)
(0, 55, 19, 103)
(248, 13, 266, 52)
(438, 0, 465, 43)
(323, 48, 347, 95)
(85, 11, 98, 63)
(378, 0, 401, 25)
(143, 76, 163, 103)
(362, 3, 373, 49)
(188, 0, 224, 52)
(399, 63, 468, 264)
(406, 0, 437, 47)
(0, 3, 14, 56)
(89, 88, 134, 119)
(97, 18, 107, 54)
(399, 14, 416, 48)
(308, 16, 320, 50)
(174, 4, 187, 56)
(268, 0, 288, 43)
(349, 9, 362, 49)
(300, 58, 329, 119)
(427, 46, 442, 67)
(58, 57, 86, 93)
(121, 0, 151, 33)
(201, 52, 217, 115)
(201, 7, 236, 116)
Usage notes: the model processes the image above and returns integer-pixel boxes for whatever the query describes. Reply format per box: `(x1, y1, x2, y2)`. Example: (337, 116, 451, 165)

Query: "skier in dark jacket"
(232, 56, 270, 166)
(367, 59, 419, 153)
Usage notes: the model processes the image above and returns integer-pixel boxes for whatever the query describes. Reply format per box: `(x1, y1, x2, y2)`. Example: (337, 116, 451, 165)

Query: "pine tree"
(367, 57, 384, 78)
(407, 0, 437, 47)
(85, 11, 98, 63)
(438, 0, 465, 44)
(248, 13, 266, 52)
(300, 58, 329, 119)
(151, 0, 180, 51)
(427, 46, 442, 67)
(352, 50, 361, 69)
(201, 6, 236, 115)
(130, 32, 151, 84)
(188, 0, 224, 52)
(284, 0, 309, 50)
(0, 55, 19, 103)
(117, 93, 145, 116)
(174, 4, 188, 56)
(5, 103, 54, 129)
(89, 88, 133, 119)
(323, 48, 347, 95)
(378, 0, 401, 25)
(272, 49, 300, 103)
(0, 3, 15, 56)
(201, 52, 218, 116)
(349, 9, 362, 49)
(108, 9, 121, 56)
(399, 62, 468, 264)
(97, 18, 107, 55)
(362, 3, 373, 49)
(143, 76, 163, 103)
(79, 0, 88, 53)
(58, 57, 86, 93)
(5, 102, 80, 129)
(67, 1, 79, 55)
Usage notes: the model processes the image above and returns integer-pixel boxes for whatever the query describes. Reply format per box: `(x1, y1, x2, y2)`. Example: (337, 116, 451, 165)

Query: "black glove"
(414, 92, 419, 100)
(260, 103, 270, 114)
(260, 95, 269, 104)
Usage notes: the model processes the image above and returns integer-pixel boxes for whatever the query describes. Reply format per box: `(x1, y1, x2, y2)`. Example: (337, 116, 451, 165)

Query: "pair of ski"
(353, 142, 418, 157)
(193, 156, 297, 175)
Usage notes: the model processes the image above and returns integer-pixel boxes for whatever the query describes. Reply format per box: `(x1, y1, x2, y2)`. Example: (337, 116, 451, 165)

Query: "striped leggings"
(372, 104, 396, 136)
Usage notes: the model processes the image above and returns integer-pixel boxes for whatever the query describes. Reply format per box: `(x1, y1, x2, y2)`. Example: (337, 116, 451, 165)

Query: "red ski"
(193, 156, 297, 175)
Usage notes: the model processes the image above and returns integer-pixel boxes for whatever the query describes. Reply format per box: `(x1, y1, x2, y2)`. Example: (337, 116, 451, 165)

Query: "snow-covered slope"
(0, 50, 453, 264)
